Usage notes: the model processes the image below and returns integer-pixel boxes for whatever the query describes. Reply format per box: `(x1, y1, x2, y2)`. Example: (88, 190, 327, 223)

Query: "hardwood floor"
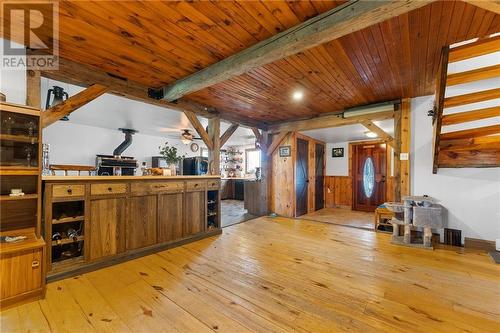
(2, 216, 499, 332)
(300, 207, 374, 230)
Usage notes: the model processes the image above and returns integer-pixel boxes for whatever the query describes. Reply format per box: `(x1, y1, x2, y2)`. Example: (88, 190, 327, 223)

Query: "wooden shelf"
(0, 193, 38, 201)
(52, 235, 84, 246)
(0, 102, 40, 116)
(0, 232, 45, 255)
(0, 166, 39, 175)
(51, 256, 84, 274)
(0, 134, 38, 143)
(52, 216, 85, 225)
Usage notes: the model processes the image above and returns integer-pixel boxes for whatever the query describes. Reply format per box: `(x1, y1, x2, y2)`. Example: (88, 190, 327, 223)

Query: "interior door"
(295, 138, 309, 217)
(353, 143, 386, 212)
(315, 143, 325, 210)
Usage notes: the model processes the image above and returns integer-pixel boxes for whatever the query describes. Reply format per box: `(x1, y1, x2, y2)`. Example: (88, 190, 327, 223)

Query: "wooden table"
(374, 207, 395, 231)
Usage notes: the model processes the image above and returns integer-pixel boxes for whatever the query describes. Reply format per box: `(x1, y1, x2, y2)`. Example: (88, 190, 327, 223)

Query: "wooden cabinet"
(90, 183, 127, 196)
(184, 190, 206, 237)
(158, 193, 184, 243)
(221, 179, 234, 199)
(127, 195, 157, 250)
(89, 198, 126, 260)
(52, 184, 85, 198)
(0, 246, 44, 305)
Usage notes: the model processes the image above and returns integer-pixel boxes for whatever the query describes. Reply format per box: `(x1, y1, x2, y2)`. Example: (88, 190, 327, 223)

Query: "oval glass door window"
(363, 157, 375, 198)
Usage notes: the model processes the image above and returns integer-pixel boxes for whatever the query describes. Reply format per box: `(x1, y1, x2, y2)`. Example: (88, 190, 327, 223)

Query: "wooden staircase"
(432, 36, 500, 173)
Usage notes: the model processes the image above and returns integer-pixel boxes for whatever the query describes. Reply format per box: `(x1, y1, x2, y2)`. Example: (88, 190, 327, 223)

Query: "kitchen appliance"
(96, 128, 138, 175)
(182, 156, 208, 175)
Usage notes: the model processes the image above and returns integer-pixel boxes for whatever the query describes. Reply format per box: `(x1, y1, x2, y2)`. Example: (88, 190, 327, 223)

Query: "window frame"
(245, 148, 261, 174)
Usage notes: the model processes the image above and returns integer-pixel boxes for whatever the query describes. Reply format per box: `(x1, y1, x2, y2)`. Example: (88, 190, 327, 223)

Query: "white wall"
(411, 95, 500, 242)
(0, 39, 26, 104)
(43, 122, 203, 170)
(325, 142, 349, 176)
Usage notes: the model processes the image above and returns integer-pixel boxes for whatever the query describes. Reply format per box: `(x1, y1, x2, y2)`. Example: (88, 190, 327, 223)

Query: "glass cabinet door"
(0, 111, 39, 167)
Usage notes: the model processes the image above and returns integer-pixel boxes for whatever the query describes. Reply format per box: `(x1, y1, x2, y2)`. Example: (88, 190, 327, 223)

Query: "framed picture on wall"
(332, 147, 344, 158)
(279, 145, 291, 157)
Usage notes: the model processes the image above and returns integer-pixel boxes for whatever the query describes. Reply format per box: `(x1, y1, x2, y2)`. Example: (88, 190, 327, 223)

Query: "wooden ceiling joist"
(183, 111, 213, 151)
(443, 88, 500, 108)
(220, 124, 239, 147)
(360, 120, 394, 144)
(42, 84, 108, 128)
(446, 64, 500, 86)
(442, 106, 500, 125)
(158, 0, 434, 102)
(267, 132, 291, 156)
(268, 110, 395, 133)
(448, 35, 500, 63)
(440, 124, 500, 141)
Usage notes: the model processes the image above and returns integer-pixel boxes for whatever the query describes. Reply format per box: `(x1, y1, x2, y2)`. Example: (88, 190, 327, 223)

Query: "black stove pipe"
(113, 128, 137, 157)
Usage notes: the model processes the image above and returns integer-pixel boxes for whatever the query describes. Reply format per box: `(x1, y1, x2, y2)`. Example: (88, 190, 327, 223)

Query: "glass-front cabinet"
(0, 110, 39, 168)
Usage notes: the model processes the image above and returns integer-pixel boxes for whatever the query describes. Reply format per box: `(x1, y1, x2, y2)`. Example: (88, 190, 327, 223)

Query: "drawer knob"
(108, 187, 112, 191)
(32, 260, 40, 268)
(194, 184, 198, 187)
(67, 188, 72, 194)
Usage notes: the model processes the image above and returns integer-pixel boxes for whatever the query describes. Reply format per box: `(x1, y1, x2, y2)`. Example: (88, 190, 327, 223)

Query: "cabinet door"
(184, 191, 206, 237)
(89, 198, 126, 260)
(127, 195, 157, 250)
(158, 193, 183, 243)
(1, 248, 42, 299)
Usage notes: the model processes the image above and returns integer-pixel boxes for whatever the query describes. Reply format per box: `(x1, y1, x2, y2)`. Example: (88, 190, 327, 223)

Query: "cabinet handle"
(67, 188, 73, 194)
(32, 260, 40, 268)
(108, 187, 113, 191)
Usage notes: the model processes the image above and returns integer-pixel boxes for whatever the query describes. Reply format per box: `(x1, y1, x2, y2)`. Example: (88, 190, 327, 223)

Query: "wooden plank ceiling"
(2, 1, 499, 125)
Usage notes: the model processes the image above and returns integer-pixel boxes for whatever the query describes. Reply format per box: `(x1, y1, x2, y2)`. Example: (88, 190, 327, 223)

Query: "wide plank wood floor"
(1, 216, 499, 332)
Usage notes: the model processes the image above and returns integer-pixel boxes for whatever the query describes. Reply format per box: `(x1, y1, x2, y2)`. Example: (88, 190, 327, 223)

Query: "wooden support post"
(393, 109, 402, 202)
(26, 70, 41, 108)
(400, 98, 411, 197)
(208, 117, 220, 175)
(260, 130, 270, 215)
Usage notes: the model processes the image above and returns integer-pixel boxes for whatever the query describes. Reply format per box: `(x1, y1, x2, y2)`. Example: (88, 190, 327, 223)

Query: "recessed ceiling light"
(292, 90, 304, 101)
(364, 131, 377, 138)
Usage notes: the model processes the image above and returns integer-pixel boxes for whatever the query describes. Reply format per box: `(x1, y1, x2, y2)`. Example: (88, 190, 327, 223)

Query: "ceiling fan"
(181, 129, 202, 144)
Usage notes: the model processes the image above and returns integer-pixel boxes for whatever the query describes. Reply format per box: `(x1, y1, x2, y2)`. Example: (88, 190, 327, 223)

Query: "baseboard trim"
(464, 237, 495, 252)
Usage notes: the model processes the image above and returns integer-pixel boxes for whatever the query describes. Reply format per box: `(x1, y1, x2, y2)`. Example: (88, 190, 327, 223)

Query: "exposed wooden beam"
(183, 111, 213, 151)
(266, 132, 291, 157)
(159, 0, 433, 101)
(220, 124, 239, 147)
(268, 110, 395, 133)
(29, 51, 263, 129)
(393, 109, 402, 202)
(42, 84, 108, 127)
(448, 35, 500, 62)
(26, 70, 41, 108)
(447, 64, 500, 86)
(442, 106, 500, 125)
(400, 99, 411, 197)
(251, 127, 263, 146)
(462, 1, 500, 14)
(360, 120, 394, 144)
(440, 124, 500, 140)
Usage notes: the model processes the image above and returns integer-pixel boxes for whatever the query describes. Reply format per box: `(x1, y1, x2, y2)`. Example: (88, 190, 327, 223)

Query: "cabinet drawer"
(186, 180, 206, 192)
(131, 181, 184, 194)
(91, 183, 127, 196)
(0, 248, 43, 299)
(52, 184, 85, 198)
(207, 179, 220, 190)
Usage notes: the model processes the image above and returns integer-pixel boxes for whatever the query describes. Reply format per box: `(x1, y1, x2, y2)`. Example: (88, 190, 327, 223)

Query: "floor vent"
(444, 228, 462, 246)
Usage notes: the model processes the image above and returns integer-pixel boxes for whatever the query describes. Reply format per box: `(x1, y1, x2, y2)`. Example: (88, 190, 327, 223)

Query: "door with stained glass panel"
(352, 143, 386, 212)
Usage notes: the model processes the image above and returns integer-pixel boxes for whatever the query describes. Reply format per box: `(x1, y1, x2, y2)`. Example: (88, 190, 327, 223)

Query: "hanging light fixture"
(45, 86, 70, 121)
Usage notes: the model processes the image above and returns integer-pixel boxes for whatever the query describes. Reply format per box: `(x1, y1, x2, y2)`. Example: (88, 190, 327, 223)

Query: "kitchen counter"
(43, 175, 221, 181)
(221, 177, 255, 181)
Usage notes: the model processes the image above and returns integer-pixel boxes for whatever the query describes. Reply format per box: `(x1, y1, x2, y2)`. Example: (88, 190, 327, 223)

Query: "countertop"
(42, 175, 221, 181)
(221, 177, 255, 181)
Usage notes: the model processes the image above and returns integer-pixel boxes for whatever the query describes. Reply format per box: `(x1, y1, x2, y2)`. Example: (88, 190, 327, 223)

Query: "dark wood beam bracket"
(184, 111, 213, 151)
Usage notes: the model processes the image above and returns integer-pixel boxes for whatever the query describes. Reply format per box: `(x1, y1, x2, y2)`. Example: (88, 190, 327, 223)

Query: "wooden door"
(352, 143, 387, 212)
(315, 143, 325, 210)
(184, 191, 205, 237)
(0, 248, 43, 299)
(127, 195, 157, 250)
(158, 193, 184, 243)
(89, 198, 126, 260)
(295, 138, 309, 217)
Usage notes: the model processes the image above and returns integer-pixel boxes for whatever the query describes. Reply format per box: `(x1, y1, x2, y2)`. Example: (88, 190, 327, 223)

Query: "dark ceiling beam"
(30, 51, 264, 129)
(158, 0, 434, 102)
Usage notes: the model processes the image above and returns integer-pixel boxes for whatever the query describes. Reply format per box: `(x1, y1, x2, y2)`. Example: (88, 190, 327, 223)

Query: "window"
(200, 147, 208, 158)
(245, 149, 260, 174)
